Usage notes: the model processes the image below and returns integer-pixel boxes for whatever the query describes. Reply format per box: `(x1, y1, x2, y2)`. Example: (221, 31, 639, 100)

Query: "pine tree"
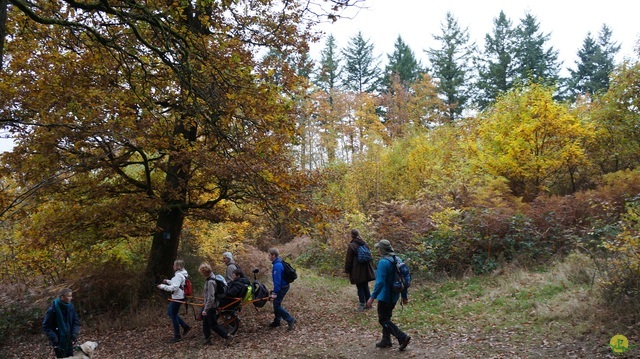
(383, 35, 423, 91)
(565, 25, 619, 100)
(425, 12, 475, 122)
(314, 34, 342, 95)
(512, 13, 560, 86)
(475, 11, 516, 110)
(341, 31, 381, 93)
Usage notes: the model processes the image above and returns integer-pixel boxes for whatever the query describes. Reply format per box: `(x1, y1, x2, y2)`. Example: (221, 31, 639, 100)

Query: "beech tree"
(0, 0, 361, 286)
(474, 84, 592, 201)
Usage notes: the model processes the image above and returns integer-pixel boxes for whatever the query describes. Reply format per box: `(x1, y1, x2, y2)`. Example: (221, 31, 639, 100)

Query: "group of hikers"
(42, 231, 411, 357)
(155, 248, 297, 346)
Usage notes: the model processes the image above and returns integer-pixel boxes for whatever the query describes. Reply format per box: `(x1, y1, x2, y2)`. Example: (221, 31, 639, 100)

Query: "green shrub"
(0, 294, 42, 344)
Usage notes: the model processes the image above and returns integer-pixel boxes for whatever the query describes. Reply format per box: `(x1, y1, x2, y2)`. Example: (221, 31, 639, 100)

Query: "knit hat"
(222, 252, 234, 261)
(374, 239, 394, 254)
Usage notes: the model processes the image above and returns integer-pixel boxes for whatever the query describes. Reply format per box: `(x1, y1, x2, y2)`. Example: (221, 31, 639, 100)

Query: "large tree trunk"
(145, 120, 196, 285)
(146, 206, 186, 284)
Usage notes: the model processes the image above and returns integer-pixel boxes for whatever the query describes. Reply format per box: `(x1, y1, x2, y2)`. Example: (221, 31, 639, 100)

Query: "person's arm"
(202, 279, 216, 314)
(157, 272, 182, 292)
(42, 307, 59, 345)
(70, 305, 80, 343)
(272, 262, 283, 294)
(366, 260, 387, 308)
(344, 243, 354, 274)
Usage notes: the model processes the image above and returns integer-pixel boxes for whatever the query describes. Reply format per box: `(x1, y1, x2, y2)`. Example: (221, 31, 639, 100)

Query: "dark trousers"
(377, 300, 408, 343)
(356, 282, 371, 304)
(202, 308, 228, 340)
(273, 284, 294, 324)
(53, 346, 73, 358)
(168, 300, 187, 338)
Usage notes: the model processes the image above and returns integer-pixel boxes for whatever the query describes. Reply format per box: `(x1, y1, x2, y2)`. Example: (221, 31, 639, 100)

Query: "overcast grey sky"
(311, 0, 639, 71)
(2, 1, 639, 153)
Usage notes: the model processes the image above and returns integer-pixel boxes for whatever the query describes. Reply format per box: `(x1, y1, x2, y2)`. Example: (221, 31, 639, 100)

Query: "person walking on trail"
(365, 239, 412, 351)
(222, 252, 239, 282)
(345, 229, 376, 311)
(198, 262, 235, 346)
(268, 247, 297, 330)
(43, 288, 80, 358)
(157, 259, 192, 342)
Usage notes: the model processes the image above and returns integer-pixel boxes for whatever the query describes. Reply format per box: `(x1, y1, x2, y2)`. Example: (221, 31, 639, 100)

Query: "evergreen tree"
(512, 13, 560, 86)
(383, 35, 423, 91)
(314, 34, 342, 94)
(425, 12, 475, 122)
(341, 31, 381, 93)
(566, 24, 620, 100)
(475, 11, 516, 110)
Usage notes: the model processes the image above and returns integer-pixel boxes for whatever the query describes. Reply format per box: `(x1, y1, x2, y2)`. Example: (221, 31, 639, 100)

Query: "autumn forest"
(0, 0, 639, 353)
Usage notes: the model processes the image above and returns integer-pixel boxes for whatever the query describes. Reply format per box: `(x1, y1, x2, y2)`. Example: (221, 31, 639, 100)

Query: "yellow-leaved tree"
(472, 84, 593, 201)
(0, 0, 360, 289)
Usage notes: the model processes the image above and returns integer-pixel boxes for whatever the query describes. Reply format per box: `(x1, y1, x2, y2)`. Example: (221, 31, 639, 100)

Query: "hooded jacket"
(345, 237, 376, 284)
(158, 268, 188, 300)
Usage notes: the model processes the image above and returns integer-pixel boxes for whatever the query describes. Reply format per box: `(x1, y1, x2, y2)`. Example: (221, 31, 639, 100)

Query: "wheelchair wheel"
(220, 310, 240, 335)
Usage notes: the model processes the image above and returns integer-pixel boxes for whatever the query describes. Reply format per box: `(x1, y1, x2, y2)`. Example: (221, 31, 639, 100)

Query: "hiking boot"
(183, 325, 191, 336)
(375, 337, 392, 348)
(355, 303, 365, 311)
(287, 318, 297, 331)
(225, 334, 235, 346)
(268, 321, 281, 328)
(170, 336, 182, 343)
(399, 335, 411, 351)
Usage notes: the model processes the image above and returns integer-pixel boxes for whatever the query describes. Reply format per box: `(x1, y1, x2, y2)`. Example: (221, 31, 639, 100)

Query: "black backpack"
(281, 260, 297, 283)
(211, 274, 228, 299)
(252, 280, 270, 308)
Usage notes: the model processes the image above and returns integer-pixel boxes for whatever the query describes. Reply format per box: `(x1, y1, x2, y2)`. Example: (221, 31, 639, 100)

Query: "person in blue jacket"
(365, 239, 411, 351)
(268, 247, 296, 330)
(42, 288, 80, 358)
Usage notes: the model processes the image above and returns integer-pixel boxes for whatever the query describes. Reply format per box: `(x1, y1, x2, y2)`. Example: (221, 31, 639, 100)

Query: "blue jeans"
(377, 300, 408, 342)
(356, 282, 371, 304)
(273, 284, 294, 324)
(168, 301, 187, 338)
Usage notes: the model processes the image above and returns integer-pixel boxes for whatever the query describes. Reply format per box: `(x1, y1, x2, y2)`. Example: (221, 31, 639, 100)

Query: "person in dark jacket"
(220, 268, 251, 308)
(42, 288, 80, 358)
(345, 229, 376, 311)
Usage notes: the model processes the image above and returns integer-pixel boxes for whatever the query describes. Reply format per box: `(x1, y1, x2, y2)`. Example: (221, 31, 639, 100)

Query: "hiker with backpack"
(42, 288, 80, 358)
(267, 247, 297, 330)
(222, 251, 239, 282)
(365, 239, 412, 351)
(198, 262, 235, 346)
(157, 259, 191, 342)
(344, 229, 376, 311)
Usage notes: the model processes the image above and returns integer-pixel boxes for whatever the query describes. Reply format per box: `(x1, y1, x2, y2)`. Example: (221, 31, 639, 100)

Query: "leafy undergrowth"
(2, 254, 637, 358)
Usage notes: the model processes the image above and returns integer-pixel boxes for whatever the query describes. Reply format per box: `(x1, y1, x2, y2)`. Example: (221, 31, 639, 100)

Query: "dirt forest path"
(5, 279, 441, 359)
(2, 268, 627, 358)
